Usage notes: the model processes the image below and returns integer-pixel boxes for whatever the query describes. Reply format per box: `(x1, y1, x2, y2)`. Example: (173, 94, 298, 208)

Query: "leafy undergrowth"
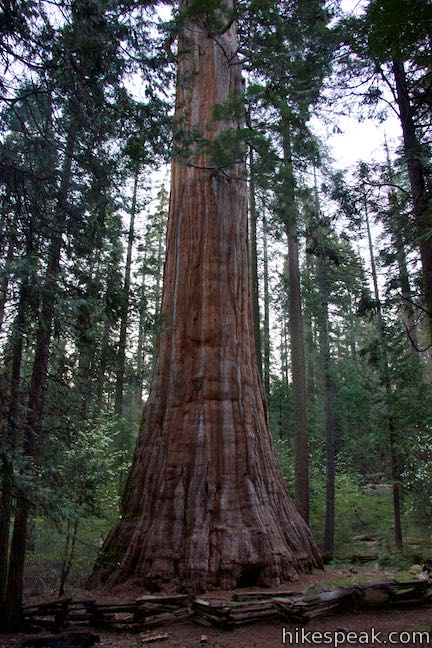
(21, 462, 431, 601)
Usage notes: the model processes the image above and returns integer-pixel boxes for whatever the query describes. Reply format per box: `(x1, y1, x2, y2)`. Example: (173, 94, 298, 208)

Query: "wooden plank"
(93, 604, 137, 613)
(228, 603, 274, 614)
(136, 594, 191, 606)
(140, 633, 169, 643)
(23, 597, 73, 611)
(232, 590, 302, 602)
(227, 609, 280, 621)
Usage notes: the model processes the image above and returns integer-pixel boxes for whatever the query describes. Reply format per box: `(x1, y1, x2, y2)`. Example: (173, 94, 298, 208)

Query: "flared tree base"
(88, 464, 322, 593)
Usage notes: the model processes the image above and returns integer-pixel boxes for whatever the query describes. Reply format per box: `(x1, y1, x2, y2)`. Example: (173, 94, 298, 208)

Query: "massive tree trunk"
(89, 0, 321, 593)
(152, 201, 165, 366)
(249, 146, 262, 375)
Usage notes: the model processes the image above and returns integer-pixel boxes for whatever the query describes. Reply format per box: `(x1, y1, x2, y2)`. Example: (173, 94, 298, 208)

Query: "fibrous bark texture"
(89, 0, 321, 594)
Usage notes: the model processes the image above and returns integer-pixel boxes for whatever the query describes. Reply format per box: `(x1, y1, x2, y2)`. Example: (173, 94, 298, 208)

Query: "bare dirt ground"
(2, 566, 431, 648)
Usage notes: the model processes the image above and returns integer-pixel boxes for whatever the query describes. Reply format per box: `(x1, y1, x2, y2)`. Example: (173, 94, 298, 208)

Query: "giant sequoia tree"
(89, 0, 321, 593)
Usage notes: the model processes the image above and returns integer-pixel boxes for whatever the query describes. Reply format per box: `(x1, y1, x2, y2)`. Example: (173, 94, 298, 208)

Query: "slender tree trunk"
(347, 293, 357, 363)
(115, 165, 139, 417)
(76, 269, 99, 420)
(313, 172, 336, 560)
(58, 518, 79, 597)
(365, 195, 403, 549)
(136, 249, 148, 406)
(397, 247, 420, 356)
(0, 240, 14, 336)
(77, 341, 94, 419)
(283, 306, 289, 387)
(392, 58, 432, 347)
(0, 466, 11, 609)
(89, 1, 321, 592)
(0, 307, 26, 606)
(96, 314, 111, 409)
(304, 251, 316, 402)
(249, 146, 262, 375)
(0, 224, 32, 607)
(3, 126, 77, 631)
(281, 118, 309, 524)
(96, 250, 121, 410)
(262, 210, 270, 400)
(319, 250, 335, 561)
(279, 265, 291, 443)
(384, 139, 420, 356)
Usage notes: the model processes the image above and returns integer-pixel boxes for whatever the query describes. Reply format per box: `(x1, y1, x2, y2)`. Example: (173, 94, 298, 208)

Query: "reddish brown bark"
(89, 1, 321, 593)
(262, 210, 270, 401)
(249, 146, 262, 376)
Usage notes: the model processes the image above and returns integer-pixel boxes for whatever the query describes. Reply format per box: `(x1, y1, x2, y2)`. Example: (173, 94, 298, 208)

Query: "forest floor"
(1, 565, 431, 648)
